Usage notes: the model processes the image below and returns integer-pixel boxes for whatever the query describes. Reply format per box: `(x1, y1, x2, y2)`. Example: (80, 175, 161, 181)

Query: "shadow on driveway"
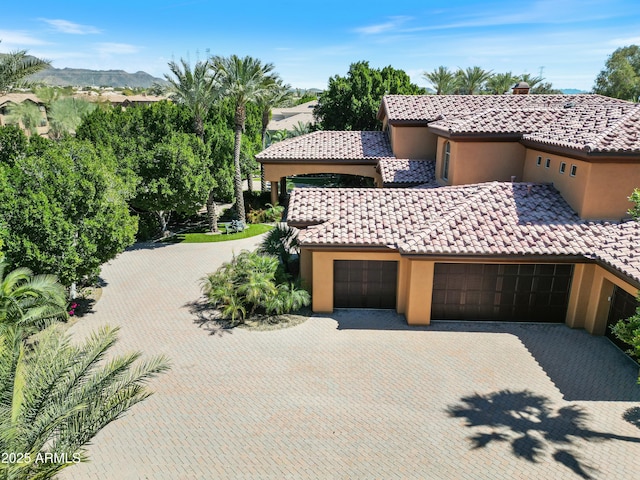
(447, 389, 640, 480)
(331, 309, 640, 402)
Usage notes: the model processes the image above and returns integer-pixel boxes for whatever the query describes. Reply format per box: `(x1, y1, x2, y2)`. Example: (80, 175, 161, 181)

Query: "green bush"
(202, 250, 310, 325)
(247, 203, 284, 224)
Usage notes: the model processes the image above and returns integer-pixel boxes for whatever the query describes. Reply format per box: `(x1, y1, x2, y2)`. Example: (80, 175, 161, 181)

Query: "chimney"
(512, 81, 530, 95)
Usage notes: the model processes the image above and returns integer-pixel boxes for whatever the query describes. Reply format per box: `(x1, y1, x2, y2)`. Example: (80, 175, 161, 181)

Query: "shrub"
(247, 203, 284, 224)
(202, 250, 310, 325)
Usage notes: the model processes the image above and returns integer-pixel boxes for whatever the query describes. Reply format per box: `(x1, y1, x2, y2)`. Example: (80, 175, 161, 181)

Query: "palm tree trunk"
(233, 127, 245, 222)
(260, 125, 268, 191)
(206, 189, 219, 233)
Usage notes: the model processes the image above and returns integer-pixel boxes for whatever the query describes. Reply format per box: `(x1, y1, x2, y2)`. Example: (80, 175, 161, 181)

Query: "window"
(545, 158, 551, 168)
(559, 162, 566, 174)
(536, 156, 542, 166)
(570, 165, 577, 177)
(442, 141, 450, 181)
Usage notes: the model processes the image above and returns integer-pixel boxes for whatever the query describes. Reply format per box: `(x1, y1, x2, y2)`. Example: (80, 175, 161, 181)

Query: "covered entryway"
(333, 260, 397, 309)
(606, 285, 639, 351)
(431, 263, 573, 322)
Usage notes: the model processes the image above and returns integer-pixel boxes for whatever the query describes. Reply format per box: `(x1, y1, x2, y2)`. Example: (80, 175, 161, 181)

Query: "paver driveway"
(60, 237, 640, 479)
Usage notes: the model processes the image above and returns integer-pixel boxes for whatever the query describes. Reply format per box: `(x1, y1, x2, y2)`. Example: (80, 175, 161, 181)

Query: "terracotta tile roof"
(382, 94, 640, 154)
(381, 94, 630, 123)
(256, 131, 395, 161)
(378, 159, 438, 186)
(287, 182, 640, 284)
(523, 104, 640, 153)
(594, 220, 640, 283)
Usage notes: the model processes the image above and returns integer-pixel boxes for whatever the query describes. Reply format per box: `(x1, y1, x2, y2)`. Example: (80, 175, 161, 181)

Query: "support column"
(279, 177, 287, 203)
(270, 181, 279, 206)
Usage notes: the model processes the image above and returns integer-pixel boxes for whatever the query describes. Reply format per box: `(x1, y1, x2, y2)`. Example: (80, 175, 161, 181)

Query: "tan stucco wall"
(388, 125, 437, 159)
(403, 259, 435, 325)
(262, 163, 382, 185)
(307, 250, 403, 313)
(523, 150, 590, 216)
(582, 163, 640, 220)
(434, 138, 526, 185)
(523, 149, 640, 220)
(570, 264, 639, 335)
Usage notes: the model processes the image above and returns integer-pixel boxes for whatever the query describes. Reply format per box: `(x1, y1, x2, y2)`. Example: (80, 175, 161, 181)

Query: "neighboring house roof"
(0, 93, 44, 108)
(377, 159, 437, 187)
(267, 100, 317, 131)
(287, 182, 640, 285)
(256, 131, 395, 162)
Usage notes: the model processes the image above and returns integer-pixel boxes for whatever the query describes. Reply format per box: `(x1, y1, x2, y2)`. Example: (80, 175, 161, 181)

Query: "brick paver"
(60, 238, 640, 479)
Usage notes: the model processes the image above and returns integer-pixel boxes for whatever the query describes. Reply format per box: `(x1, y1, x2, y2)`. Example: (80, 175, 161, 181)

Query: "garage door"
(431, 263, 573, 322)
(606, 286, 638, 351)
(334, 260, 397, 309)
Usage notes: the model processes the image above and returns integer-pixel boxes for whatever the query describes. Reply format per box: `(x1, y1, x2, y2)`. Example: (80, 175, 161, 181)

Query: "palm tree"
(164, 58, 220, 232)
(422, 66, 457, 95)
(164, 58, 216, 140)
(4, 101, 43, 136)
(486, 72, 518, 94)
(0, 324, 169, 480)
(456, 66, 493, 95)
(47, 97, 97, 138)
(257, 80, 293, 190)
(0, 262, 67, 336)
(0, 42, 50, 94)
(209, 55, 278, 222)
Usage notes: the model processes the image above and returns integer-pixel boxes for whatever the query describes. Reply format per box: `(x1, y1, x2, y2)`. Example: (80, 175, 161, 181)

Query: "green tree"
(0, 323, 169, 479)
(210, 55, 278, 222)
(593, 45, 640, 101)
(611, 189, 640, 377)
(0, 137, 137, 285)
(0, 43, 50, 94)
(455, 66, 492, 95)
(486, 72, 518, 94)
(47, 97, 97, 139)
(4, 101, 43, 136)
(0, 125, 28, 165)
(132, 133, 214, 234)
(422, 66, 457, 95)
(314, 61, 425, 130)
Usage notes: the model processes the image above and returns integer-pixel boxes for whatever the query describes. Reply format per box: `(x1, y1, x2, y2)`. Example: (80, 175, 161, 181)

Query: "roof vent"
(564, 101, 575, 108)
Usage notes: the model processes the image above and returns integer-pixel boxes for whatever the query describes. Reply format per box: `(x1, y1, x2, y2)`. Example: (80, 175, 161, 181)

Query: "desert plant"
(0, 324, 169, 480)
(258, 224, 299, 268)
(0, 261, 67, 336)
(201, 250, 309, 324)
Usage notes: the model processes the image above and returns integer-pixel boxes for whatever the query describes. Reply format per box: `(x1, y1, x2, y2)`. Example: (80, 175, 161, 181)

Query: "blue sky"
(2, 0, 640, 91)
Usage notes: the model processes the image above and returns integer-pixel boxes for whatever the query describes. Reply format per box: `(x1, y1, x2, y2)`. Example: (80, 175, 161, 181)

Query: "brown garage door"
(606, 286, 639, 351)
(431, 263, 573, 322)
(334, 260, 397, 309)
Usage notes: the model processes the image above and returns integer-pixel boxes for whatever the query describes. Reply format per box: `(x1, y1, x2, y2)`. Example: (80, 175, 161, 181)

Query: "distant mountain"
(561, 88, 588, 95)
(28, 67, 167, 88)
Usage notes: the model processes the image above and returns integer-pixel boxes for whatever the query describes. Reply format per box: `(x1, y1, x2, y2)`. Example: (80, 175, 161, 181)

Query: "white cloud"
(0, 30, 47, 47)
(96, 43, 141, 55)
(608, 36, 640, 46)
(40, 19, 101, 35)
(354, 16, 412, 35)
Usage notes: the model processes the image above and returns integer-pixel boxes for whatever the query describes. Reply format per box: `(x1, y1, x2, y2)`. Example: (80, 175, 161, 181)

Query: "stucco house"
(256, 89, 640, 341)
